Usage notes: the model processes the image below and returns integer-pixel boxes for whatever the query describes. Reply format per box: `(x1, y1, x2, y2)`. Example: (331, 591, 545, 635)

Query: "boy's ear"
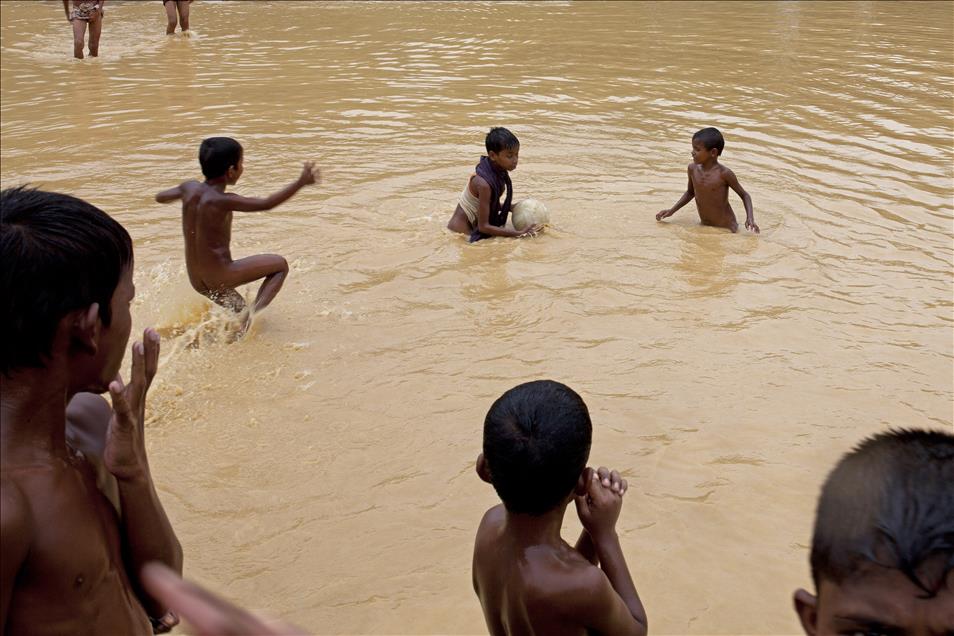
(793, 588, 818, 636)
(71, 303, 101, 355)
(476, 453, 492, 484)
(575, 467, 594, 496)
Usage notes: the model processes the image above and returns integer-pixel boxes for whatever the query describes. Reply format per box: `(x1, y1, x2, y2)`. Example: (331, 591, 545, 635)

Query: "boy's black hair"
(483, 380, 592, 515)
(0, 186, 133, 375)
(199, 137, 243, 180)
(692, 127, 725, 155)
(810, 429, 954, 597)
(485, 127, 520, 154)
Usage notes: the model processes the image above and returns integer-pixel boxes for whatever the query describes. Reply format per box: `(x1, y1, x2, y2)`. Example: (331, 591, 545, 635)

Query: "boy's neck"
(700, 157, 720, 170)
(0, 368, 71, 463)
(204, 177, 228, 192)
(503, 503, 568, 547)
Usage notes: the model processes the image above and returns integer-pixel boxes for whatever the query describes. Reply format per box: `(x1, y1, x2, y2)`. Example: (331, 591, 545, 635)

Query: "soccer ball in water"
(511, 199, 550, 231)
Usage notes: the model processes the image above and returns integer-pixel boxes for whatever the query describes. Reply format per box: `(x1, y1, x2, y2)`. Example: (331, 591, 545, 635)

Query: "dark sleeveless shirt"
(469, 155, 513, 243)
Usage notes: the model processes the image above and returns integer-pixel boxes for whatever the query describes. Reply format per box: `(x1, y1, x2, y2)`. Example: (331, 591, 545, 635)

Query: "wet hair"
(0, 186, 133, 375)
(810, 429, 954, 597)
(199, 137, 243, 180)
(692, 127, 725, 155)
(483, 380, 592, 515)
(485, 127, 520, 154)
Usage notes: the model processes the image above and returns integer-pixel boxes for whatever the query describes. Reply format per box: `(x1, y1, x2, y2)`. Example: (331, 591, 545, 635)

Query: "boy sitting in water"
(447, 127, 542, 242)
(656, 127, 760, 233)
(793, 428, 953, 635)
(473, 380, 648, 635)
(155, 137, 319, 332)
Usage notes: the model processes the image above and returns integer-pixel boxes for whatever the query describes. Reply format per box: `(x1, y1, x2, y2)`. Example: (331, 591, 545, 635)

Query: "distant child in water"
(63, 0, 105, 59)
(473, 380, 648, 635)
(447, 127, 542, 242)
(163, 0, 193, 35)
(656, 127, 759, 233)
(155, 137, 319, 333)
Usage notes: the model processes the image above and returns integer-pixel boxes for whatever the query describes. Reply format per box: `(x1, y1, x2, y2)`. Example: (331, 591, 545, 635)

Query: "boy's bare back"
(174, 179, 240, 290)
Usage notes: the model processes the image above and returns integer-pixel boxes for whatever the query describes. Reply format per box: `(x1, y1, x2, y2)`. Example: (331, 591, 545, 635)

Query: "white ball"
(511, 198, 550, 231)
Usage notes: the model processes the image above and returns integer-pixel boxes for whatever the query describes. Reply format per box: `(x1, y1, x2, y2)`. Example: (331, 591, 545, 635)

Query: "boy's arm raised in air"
(656, 165, 695, 221)
(223, 162, 319, 213)
(724, 168, 759, 233)
(473, 177, 540, 238)
(155, 184, 183, 204)
(574, 467, 648, 636)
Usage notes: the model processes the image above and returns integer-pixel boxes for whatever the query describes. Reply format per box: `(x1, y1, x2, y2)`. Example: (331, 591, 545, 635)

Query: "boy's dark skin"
(446, 145, 543, 238)
(0, 266, 183, 635)
(473, 461, 648, 636)
(656, 139, 759, 233)
(155, 157, 319, 331)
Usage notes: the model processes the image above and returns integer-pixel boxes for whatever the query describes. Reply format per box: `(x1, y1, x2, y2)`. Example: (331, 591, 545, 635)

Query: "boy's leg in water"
(72, 19, 87, 59)
(201, 253, 289, 315)
(88, 13, 102, 57)
(164, 1, 178, 34)
(177, 1, 191, 31)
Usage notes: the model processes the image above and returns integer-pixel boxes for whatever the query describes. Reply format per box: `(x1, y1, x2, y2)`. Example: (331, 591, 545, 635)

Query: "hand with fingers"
(519, 224, 543, 237)
(745, 218, 760, 233)
(656, 208, 675, 221)
(141, 563, 307, 636)
(575, 466, 627, 541)
(298, 161, 320, 187)
(104, 328, 160, 482)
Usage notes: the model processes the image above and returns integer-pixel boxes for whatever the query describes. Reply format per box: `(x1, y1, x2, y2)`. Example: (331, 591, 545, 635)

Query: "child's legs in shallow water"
(87, 14, 102, 56)
(72, 19, 88, 58)
(198, 253, 289, 315)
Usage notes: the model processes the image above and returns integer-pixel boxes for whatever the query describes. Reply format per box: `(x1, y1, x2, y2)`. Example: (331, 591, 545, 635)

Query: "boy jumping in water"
(473, 380, 648, 635)
(447, 127, 542, 242)
(156, 137, 319, 332)
(793, 429, 953, 635)
(656, 127, 759, 233)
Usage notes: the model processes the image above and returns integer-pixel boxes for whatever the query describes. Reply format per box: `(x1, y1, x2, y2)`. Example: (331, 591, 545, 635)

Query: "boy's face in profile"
(488, 146, 519, 172)
(690, 140, 716, 164)
(794, 565, 954, 636)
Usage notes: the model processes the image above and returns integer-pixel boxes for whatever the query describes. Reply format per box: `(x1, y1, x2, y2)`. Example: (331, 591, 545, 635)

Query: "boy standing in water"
(156, 137, 319, 332)
(63, 0, 105, 59)
(1, 187, 182, 634)
(163, 0, 193, 35)
(473, 380, 648, 635)
(793, 429, 953, 635)
(447, 127, 542, 242)
(656, 127, 760, 233)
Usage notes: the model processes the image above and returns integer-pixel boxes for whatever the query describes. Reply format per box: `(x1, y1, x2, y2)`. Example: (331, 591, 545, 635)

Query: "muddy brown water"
(2, 1, 952, 633)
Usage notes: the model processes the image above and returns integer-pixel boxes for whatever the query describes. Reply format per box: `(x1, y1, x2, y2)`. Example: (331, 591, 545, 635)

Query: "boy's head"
(199, 137, 244, 183)
(794, 429, 954, 635)
(485, 127, 520, 172)
(0, 186, 135, 390)
(691, 127, 724, 162)
(477, 380, 592, 516)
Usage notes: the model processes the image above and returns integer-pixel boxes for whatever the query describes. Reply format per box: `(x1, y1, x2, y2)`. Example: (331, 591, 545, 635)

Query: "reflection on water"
(2, 1, 952, 633)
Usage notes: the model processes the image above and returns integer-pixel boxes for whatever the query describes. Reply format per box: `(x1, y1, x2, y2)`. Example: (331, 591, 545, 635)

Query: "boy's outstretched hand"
(519, 224, 544, 237)
(141, 563, 307, 636)
(298, 162, 320, 187)
(104, 328, 160, 482)
(575, 466, 627, 540)
(656, 208, 675, 221)
(745, 218, 760, 233)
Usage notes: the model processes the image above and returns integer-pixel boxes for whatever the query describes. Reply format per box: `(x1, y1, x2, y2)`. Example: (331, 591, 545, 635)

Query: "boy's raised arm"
(575, 467, 648, 635)
(224, 162, 319, 213)
(724, 169, 758, 233)
(155, 185, 183, 204)
(656, 165, 695, 221)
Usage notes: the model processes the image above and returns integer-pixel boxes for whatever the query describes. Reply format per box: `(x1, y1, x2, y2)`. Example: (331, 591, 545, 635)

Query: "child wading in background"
(656, 127, 759, 233)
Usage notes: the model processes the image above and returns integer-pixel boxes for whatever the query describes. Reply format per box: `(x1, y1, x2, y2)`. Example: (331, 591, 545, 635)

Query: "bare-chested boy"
(1, 187, 182, 635)
(63, 0, 105, 59)
(656, 127, 760, 233)
(155, 137, 319, 332)
(473, 380, 648, 635)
